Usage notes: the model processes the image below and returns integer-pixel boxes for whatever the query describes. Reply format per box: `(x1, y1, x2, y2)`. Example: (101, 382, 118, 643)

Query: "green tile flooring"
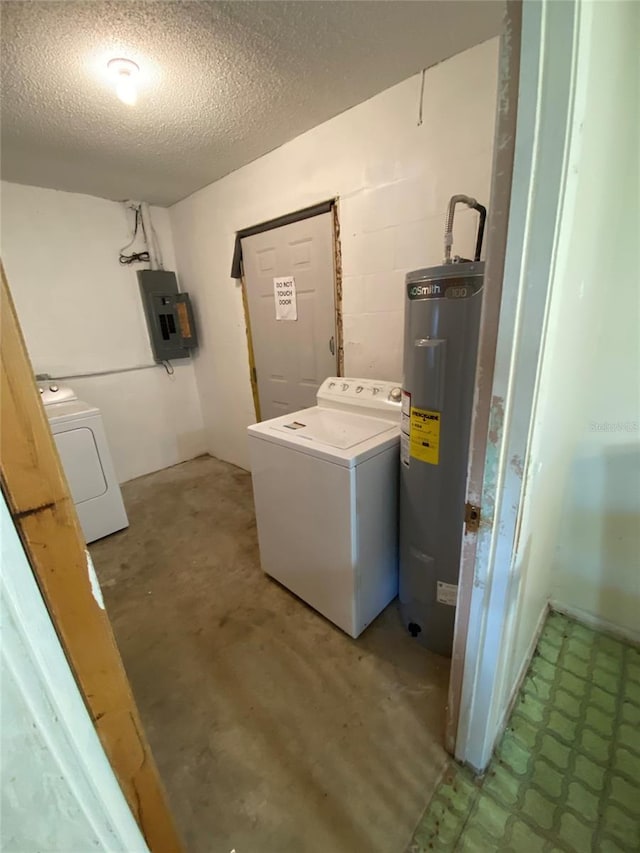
(408, 612, 640, 852)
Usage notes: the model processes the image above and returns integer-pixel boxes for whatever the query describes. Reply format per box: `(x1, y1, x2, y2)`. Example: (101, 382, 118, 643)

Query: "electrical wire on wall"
(417, 68, 426, 127)
(118, 200, 165, 269)
(118, 203, 150, 265)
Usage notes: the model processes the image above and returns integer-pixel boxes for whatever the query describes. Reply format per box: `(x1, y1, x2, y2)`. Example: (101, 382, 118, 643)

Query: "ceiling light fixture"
(107, 58, 140, 106)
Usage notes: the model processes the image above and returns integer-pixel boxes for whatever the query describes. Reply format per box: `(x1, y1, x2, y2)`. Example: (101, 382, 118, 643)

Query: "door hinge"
(465, 503, 481, 533)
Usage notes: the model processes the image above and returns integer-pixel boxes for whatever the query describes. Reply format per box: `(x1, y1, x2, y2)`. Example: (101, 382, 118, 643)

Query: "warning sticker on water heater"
(437, 581, 458, 607)
(401, 433, 410, 468)
(401, 391, 411, 467)
(410, 407, 441, 465)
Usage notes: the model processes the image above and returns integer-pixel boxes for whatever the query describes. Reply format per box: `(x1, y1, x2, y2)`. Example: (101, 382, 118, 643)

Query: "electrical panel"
(137, 270, 198, 362)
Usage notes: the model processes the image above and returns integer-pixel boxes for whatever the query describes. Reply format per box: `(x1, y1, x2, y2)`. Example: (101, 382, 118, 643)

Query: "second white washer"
(248, 377, 402, 638)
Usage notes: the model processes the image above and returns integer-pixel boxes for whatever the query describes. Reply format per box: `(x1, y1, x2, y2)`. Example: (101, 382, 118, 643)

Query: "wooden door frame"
(1, 265, 183, 852)
(445, 2, 522, 756)
(450, 0, 581, 770)
(238, 200, 343, 422)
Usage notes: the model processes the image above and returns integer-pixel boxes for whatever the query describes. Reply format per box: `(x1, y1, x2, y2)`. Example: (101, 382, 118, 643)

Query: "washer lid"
(248, 406, 399, 467)
(271, 408, 392, 448)
(45, 399, 100, 425)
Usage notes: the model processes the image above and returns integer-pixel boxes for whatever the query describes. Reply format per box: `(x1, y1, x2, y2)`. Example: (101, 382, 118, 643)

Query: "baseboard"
(550, 600, 640, 646)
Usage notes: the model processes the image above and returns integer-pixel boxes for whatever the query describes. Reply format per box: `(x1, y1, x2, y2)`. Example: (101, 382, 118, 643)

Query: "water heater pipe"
(443, 195, 487, 263)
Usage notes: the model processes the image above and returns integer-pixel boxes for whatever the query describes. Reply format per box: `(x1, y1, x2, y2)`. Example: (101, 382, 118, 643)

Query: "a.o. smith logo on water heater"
(408, 283, 442, 298)
(407, 277, 481, 301)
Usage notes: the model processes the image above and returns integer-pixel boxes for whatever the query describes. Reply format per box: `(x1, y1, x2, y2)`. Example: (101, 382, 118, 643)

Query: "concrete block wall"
(339, 181, 483, 380)
(0, 181, 207, 483)
(170, 38, 500, 470)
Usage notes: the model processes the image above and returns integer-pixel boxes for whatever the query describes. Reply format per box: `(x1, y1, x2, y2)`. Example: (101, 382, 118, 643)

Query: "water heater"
(399, 195, 487, 656)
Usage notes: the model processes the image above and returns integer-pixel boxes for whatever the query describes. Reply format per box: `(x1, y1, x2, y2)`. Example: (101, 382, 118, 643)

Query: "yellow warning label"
(410, 407, 441, 465)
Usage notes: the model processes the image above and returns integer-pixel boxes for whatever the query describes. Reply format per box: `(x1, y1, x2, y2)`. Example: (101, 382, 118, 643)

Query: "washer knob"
(390, 387, 402, 402)
(49, 384, 59, 392)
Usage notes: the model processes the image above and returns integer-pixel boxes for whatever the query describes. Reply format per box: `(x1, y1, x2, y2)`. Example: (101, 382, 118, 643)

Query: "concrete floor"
(90, 455, 450, 853)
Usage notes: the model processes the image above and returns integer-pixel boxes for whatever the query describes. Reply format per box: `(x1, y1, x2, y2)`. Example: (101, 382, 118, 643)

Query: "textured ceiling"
(0, 1, 503, 206)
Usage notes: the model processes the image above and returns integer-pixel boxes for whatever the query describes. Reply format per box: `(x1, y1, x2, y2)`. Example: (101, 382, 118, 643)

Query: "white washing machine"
(248, 377, 402, 638)
(40, 383, 128, 544)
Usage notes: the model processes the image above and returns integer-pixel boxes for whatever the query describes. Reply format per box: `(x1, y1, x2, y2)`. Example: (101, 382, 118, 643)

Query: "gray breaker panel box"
(137, 270, 198, 361)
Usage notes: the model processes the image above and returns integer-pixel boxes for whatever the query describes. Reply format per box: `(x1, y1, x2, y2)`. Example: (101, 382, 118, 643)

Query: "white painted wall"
(1, 495, 148, 852)
(514, 0, 640, 647)
(170, 39, 499, 470)
(0, 181, 206, 483)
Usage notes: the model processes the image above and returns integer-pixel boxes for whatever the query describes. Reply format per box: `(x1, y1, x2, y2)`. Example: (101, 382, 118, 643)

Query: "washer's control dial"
(389, 387, 402, 402)
(49, 384, 59, 393)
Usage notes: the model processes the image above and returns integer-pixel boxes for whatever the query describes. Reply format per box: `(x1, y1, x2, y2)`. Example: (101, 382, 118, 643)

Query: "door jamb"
(446, 1, 522, 756)
(332, 201, 345, 377)
(240, 265, 262, 423)
(0, 264, 183, 852)
(451, 0, 580, 770)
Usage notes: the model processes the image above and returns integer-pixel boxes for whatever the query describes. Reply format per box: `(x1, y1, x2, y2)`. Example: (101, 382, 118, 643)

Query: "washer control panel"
(317, 377, 402, 417)
(39, 384, 78, 406)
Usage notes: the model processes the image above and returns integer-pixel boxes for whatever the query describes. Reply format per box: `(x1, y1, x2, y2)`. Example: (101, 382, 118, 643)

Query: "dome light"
(107, 58, 140, 106)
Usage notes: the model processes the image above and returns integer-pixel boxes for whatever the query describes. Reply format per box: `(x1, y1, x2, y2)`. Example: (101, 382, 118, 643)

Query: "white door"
(241, 212, 337, 420)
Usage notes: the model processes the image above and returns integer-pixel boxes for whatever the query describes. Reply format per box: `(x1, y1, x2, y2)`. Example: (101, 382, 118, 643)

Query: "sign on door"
(273, 276, 298, 321)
